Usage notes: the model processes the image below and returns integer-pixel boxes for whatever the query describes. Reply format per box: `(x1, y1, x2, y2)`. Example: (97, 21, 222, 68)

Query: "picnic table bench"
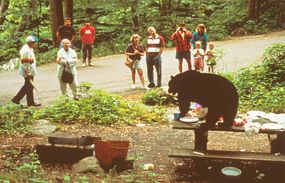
(169, 121, 285, 164)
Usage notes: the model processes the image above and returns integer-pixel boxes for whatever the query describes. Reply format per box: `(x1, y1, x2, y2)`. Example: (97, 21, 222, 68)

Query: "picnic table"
(169, 120, 285, 165)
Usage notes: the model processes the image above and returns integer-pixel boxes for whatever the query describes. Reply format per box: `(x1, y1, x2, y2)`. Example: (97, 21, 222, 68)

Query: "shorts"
(175, 51, 191, 60)
(132, 60, 142, 69)
(194, 57, 203, 69)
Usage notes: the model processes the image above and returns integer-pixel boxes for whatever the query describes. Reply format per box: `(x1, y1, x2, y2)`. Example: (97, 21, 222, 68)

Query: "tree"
(0, 0, 9, 25)
(18, 0, 38, 32)
(277, 0, 285, 26)
(130, 0, 139, 31)
(248, 0, 256, 20)
(63, 0, 73, 21)
(49, 0, 63, 47)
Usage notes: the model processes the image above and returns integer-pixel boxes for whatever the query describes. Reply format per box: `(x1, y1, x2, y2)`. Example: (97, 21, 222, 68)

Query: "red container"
(94, 140, 130, 167)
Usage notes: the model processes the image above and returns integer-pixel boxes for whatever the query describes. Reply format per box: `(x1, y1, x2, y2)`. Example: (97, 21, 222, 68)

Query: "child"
(206, 42, 216, 73)
(192, 41, 205, 72)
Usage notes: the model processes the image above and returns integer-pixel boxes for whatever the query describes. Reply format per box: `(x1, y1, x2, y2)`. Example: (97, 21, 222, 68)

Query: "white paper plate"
(261, 123, 283, 130)
(180, 117, 199, 123)
(221, 167, 242, 176)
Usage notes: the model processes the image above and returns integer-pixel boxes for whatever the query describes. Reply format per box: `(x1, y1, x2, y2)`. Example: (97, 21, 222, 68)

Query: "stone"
(72, 156, 104, 174)
(29, 119, 56, 135)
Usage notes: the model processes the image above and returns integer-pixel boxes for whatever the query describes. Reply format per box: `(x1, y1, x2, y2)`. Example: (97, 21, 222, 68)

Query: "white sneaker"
(144, 86, 150, 90)
(82, 63, 86, 67)
(131, 84, 136, 89)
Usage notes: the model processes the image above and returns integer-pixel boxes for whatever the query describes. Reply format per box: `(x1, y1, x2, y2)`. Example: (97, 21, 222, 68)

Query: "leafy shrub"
(243, 20, 258, 34)
(0, 83, 166, 134)
(261, 43, 285, 85)
(0, 105, 35, 134)
(0, 148, 48, 182)
(224, 43, 285, 113)
(142, 88, 175, 106)
(33, 90, 166, 125)
(37, 48, 58, 65)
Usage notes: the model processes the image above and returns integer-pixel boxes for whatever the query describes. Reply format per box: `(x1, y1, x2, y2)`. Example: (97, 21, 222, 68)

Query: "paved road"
(1, 31, 285, 105)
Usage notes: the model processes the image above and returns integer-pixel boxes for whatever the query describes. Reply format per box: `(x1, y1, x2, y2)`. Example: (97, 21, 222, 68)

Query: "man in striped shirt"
(146, 27, 165, 88)
(171, 23, 193, 73)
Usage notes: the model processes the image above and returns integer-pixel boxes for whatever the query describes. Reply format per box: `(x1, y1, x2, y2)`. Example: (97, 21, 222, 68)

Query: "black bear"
(168, 70, 239, 129)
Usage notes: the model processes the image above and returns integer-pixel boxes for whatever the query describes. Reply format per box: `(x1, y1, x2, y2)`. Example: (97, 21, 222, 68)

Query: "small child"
(206, 42, 216, 73)
(192, 41, 205, 72)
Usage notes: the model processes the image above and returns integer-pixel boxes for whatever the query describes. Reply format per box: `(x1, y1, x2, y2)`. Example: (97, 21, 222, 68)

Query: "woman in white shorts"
(125, 34, 148, 89)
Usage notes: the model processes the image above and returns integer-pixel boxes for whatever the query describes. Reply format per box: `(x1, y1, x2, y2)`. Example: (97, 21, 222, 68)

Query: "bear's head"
(168, 75, 178, 95)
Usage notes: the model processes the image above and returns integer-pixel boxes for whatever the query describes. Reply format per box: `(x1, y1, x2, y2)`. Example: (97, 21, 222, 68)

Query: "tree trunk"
(63, 0, 73, 22)
(248, 0, 256, 20)
(277, 0, 285, 26)
(255, 0, 261, 19)
(49, 0, 63, 47)
(131, 0, 139, 31)
(0, 0, 9, 25)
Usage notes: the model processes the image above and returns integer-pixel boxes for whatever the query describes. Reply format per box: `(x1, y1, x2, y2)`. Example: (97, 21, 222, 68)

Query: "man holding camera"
(171, 23, 193, 73)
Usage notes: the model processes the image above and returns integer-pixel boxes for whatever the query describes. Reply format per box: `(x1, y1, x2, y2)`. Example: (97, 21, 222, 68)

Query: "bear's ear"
(171, 75, 174, 79)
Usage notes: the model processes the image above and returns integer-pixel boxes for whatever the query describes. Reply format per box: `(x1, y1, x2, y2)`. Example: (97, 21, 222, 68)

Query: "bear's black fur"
(168, 70, 239, 129)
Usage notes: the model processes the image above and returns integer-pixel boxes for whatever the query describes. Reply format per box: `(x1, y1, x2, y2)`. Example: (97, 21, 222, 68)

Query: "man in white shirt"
(12, 36, 41, 107)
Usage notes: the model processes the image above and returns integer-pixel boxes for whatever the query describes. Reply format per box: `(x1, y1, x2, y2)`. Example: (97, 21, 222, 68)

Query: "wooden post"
(277, 134, 285, 154)
(194, 128, 208, 151)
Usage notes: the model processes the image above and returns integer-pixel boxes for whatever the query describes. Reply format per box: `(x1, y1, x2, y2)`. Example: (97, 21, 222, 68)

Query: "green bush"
(37, 48, 58, 65)
(33, 89, 166, 125)
(0, 105, 35, 134)
(261, 43, 285, 85)
(142, 88, 175, 106)
(224, 43, 285, 113)
(0, 83, 167, 134)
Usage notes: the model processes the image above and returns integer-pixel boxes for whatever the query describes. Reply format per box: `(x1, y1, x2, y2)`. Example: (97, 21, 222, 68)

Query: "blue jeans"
(146, 55, 162, 86)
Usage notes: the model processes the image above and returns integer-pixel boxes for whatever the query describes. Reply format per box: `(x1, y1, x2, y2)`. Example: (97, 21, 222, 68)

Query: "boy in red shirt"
(79, 20, 96, 66)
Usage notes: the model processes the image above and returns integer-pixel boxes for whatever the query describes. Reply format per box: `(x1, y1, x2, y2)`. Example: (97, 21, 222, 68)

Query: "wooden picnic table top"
(172, 121, 285, 135)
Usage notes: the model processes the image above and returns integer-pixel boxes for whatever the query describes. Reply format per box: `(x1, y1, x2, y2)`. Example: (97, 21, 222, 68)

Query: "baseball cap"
(26, 36, 35, 43)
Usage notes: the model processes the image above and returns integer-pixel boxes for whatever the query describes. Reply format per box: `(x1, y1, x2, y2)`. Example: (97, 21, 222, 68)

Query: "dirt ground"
(1, 94, 283, 183)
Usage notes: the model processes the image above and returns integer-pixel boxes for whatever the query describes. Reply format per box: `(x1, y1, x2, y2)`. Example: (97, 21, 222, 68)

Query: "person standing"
(192, 41, 205, 72)
(56, 39, 79, 100)
(191, 24, 209, 51)
(125, 34, 148, 90)
(206, 42, 216, 73)
(56, 17, 76, 46)
(145, 26, 165, 88)
(171, 23, 193, 73)
(191, 24, 209, 71)
(79, 19, 96, 66)
(11, 36, 41, 107)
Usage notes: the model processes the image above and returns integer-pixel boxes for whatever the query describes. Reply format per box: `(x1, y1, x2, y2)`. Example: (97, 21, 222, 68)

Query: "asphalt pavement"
(1, 31, 285, 106)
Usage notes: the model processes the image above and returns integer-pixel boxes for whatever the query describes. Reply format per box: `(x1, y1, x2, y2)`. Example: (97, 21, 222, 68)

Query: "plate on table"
(261, 123, 283, 130)
(180, 117, 199, 123)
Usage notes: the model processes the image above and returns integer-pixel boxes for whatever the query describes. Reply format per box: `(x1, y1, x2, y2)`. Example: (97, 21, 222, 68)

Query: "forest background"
(0, 0, 284, 66)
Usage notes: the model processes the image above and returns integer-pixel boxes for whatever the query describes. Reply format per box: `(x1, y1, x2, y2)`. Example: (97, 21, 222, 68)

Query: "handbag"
(61, 62, 74, 83)
(124, 56, 134, 68)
